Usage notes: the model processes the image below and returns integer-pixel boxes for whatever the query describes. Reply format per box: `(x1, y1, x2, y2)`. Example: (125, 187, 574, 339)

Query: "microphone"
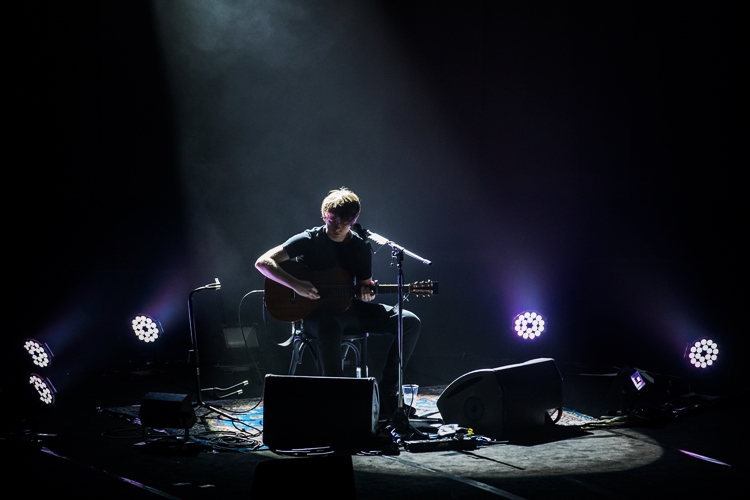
(353, 224, 389, 245)
(203, 278, 222, 291)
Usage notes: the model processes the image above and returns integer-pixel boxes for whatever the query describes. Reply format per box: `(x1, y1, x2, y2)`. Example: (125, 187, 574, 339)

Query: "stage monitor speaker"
(138, 392, 197, 430)
(263, 375, 379, 453)
(437, 358, 562, 439)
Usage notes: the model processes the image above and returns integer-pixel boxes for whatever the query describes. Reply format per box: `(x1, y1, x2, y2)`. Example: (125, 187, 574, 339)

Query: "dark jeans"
(302, 300, 420, 396)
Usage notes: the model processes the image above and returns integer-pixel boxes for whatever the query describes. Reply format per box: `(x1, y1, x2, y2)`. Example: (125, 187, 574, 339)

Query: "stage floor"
(4, 362, 744, 499)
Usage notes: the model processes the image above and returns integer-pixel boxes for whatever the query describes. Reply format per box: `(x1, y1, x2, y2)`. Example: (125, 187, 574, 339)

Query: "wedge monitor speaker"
(437, 358, 562, 439)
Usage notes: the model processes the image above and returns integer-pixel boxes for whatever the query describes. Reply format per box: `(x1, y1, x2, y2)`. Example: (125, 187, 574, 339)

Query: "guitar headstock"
(408, 280, 438, 297)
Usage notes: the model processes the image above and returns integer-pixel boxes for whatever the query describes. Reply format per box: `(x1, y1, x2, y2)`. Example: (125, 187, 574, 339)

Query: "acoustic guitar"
(264, 260, 438, 322)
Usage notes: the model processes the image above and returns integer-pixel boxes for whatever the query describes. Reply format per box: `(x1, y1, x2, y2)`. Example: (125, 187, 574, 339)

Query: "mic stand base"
(383, 408, 429, 444)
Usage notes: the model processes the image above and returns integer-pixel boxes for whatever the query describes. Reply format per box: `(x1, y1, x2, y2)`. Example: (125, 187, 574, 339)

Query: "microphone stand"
(355, 225, 431, 437)
(188, 279, 235, 422)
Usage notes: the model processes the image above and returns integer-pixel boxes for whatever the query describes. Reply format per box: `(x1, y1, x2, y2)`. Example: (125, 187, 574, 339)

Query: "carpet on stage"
(101, 385, 599, 450)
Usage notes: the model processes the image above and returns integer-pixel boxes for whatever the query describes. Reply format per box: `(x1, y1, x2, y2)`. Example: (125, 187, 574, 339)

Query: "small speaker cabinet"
(262, 375, 379, 453)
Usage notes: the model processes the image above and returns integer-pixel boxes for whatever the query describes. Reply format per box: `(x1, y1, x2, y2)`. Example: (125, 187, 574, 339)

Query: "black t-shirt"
(282, 226, 372, 282)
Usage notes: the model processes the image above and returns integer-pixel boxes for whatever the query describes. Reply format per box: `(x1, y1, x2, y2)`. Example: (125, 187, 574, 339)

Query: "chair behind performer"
(288, 320, 368, 378)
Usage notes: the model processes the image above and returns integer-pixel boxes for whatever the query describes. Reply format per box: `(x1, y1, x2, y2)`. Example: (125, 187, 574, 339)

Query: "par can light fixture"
(514, 311, 546, 339)
(23, 339, 54, 368)
(687, 338, 719, 369)
(132, 315, 163, 343)
(29, 374, 56, 405)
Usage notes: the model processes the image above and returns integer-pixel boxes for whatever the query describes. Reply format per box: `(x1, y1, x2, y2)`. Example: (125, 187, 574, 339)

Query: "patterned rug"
(102, 386, 599, 450)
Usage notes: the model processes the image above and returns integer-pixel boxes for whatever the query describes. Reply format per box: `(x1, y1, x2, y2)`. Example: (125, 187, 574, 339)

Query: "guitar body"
(264, 260, 438, 322)
(264, 260, 355, 322)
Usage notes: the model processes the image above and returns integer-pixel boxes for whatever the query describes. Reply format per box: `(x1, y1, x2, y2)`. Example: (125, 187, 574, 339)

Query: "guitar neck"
(373, 284, 407, 294)
(316, 283, 414, 295)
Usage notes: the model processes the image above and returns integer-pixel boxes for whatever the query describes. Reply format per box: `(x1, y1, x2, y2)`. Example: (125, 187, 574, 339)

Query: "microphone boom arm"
(357, 225, 432, 266)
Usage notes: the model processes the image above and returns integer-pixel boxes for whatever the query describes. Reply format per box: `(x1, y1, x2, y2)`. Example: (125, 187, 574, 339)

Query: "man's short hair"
(321, 187, 361, 222)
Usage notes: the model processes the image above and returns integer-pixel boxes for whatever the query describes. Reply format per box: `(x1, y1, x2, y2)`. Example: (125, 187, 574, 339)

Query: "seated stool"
(288, 321, 368, 378)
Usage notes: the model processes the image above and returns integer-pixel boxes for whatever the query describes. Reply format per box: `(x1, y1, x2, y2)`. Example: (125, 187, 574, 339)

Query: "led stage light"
(132, 315, 163, 343)
(29, 374, 56, 405)
(514, 311, 545, 339)
(24, 339, 54, 368)
(688, 338, 718, 369)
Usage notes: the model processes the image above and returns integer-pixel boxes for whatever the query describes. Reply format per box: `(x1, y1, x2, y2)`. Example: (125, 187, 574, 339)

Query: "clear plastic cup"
(402, 384, 419, 407)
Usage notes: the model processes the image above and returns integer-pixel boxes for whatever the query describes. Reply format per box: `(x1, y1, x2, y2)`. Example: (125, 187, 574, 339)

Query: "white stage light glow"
(23, 339, 54, 368)
(132, 315, 163, 343)
(513, 311, 546, 339)
(29, 374, 56, 405)
(688, 338, 719, 369)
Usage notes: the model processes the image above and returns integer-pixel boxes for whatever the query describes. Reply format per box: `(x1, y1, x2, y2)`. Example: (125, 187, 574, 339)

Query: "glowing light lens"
(29, 374, 56, 405)
(132, 315, 162, 342)
(514, 311, 546, 339)
(688, 339, 719, 369)
(23, 339, 53, 368)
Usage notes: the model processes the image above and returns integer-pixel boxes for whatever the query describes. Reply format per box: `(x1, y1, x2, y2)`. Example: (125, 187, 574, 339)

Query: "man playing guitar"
(255, 187, 421, 416)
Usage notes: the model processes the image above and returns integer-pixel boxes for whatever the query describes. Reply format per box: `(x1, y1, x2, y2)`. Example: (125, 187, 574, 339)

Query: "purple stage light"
(132, 315, 163, 343)
(514, 311, 545, 339)
(687, 338, 719, 369)
(29, 374, 56, 405)
(23, 339, 54, 368)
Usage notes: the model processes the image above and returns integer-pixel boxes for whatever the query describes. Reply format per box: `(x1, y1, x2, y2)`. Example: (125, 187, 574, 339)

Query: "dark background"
(8, 1, 743, 399)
